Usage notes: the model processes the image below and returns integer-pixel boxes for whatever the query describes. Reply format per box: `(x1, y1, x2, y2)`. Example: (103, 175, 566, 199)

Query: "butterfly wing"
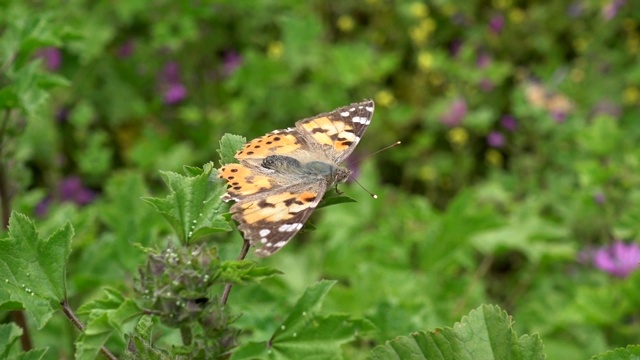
(219, 162, 326, 256)
(295, 99, 374, 164)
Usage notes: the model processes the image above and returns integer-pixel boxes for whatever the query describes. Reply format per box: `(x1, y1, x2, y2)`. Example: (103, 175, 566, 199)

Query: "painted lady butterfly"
(218, 100, 374, 256)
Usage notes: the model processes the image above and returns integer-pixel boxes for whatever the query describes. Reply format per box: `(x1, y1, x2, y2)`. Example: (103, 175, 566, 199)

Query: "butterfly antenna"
(349, 141, 401, 165)
(349, 175, 378, 199)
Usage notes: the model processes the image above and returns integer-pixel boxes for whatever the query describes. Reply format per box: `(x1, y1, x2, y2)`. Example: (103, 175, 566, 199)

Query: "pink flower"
(440, 98, 467, 127)
(489, 14, 505, 34)
(487, 131, 505, 148)
(500, 115, 518, 132)
(593, 241, 640, 278)
(37, 47, 62, 71)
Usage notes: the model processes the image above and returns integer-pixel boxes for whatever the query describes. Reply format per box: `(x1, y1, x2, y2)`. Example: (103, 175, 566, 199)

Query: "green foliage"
(0, 213, 72, 329)
(143, 163, 231, 244)
(371, 305, 544, 360)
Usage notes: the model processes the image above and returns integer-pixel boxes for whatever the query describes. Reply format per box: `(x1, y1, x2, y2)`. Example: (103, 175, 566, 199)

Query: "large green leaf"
(370, 305, 545, 360)
(591, 345, 640, 360)
(232, 280, 374, 360)
(143, 162, 231, 244)
(0, 213, 72, 329)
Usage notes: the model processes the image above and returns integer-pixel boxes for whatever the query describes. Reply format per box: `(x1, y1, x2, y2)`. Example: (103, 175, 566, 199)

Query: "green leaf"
(0, 212, 73, 329)
(143, 162, 231, 244)
(219, 260, 282, 284)
(591, 345, 640, 360)
(0, 323, 23, 358)
(75, 288, 143, 360)
(218, 133, 246, 165)
(232, 280, 374, 360)
(370, 305, 545, 360)
(123, 316, 169, 360)
(14, 348, 49, 360)
(316, 192, 357, 209)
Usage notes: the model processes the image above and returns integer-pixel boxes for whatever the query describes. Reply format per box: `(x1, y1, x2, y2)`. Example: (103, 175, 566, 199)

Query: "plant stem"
(61, 300, 118, 360)
(220, 239, 251, 305)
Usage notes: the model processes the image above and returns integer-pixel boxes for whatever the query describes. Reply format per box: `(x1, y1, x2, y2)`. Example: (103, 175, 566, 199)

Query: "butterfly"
(218, 100, 374, 256)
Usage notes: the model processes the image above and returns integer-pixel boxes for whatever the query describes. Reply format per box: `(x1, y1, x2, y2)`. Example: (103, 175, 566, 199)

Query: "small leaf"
(370, 304, 545, 360)
(14, 348, 49, 360)
(219, 260, 281, 284)
(0, 323, 23, 357)
(0, 212, 73, 329)
(591, 345, 640, 360)
(317, 192, 357, 209)
(218, 133, 246, 165)
(124, 316, 169, 360)
(143, 163, 231, 244)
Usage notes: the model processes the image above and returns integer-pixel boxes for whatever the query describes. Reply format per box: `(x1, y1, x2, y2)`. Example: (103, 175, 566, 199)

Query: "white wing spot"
(352, 116, 369, 124)
(266, 242, 274, 247)
(340, 111, 350, 117)
(365, 106, 374, 112)
(259, 229, 271, 237)
(260, 238, 268, 244)
(358, 106, 363, 109)
(349, 107, 355, 111)
(278, 223, 303, 232)
(275, 241, 287, 248)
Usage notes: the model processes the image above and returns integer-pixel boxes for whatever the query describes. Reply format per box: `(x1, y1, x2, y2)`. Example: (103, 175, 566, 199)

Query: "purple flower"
(222, 51, 242, 76)
(476, 53, 491, 69)
(56, 106, 70, 123)
(449, 39, 463, 58)
(35, 197, 52, 217)
(594, 192, 606, 205)
(162, 62, 181, 83)
(440, 98, 467, 127)
(551, 110, 568, 123)
(593, 241, 640, 278)
(159, 62, 188, 104)
(489, 14, 505, 34)
(602, 0, 627, 21)
(37, 47, 62, 71)
(164, 83, 188, 104)
(500, 115, 518, 132)
(118, 40, 135, 58)
(59, 176, 96, 205)
(487, 131, 505, 148)
(479, 78, 494, 92)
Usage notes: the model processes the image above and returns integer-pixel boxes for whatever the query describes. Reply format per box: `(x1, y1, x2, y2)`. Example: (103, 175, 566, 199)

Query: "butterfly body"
(218, 100, 374, 257)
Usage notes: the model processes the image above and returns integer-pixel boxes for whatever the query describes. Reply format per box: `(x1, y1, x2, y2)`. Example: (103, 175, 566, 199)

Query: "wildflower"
(593, 100, 621, 118)
(487, 131, 505, 148)
(37, 47, 62, 71)
(479, 78, 494, 92)
(118, 40, 135, 58)
(449, 39, 463, 57)
(602, 0, 627, 21)
(440, 98, 467, 127)
(222, 51, 242, 76)
(592, 241, 640, 278)
(500, 115, 517, 132)
(593, 192, 606, 205)
(59, 176, 96, 205)
(567, 2, 584, 17)
(476, 53, 491, 69)
(160, 62, 188, 105)
(489, 13, 505, 34)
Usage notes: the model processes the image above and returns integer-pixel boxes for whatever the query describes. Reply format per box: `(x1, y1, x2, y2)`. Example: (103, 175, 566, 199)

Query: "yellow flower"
(267, 41, 283, 59)
(623, 86, 639, 105)
(409, 2, 429, 18)
(492, 0, 513, 9)
(486, 149, 503, 167)
(573, 37, 588, 53)
(419, 165, 436, 182)
(375, 90, 396, 107)
(418, 51, 433, 72)
(337, 15, 355, 32)
(508, 8, 524, 24)
(409, 19, 436, 45)
(448, 127, 468, 147)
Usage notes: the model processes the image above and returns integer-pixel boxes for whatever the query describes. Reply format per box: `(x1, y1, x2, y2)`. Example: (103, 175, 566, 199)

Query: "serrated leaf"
(13, 348, 49, 360)
(370, 305, 545, 360)
(0, 323, 23, 357)
(123, 316, 169, 360)
(219, 260, 282, 284)
(0, 212, 73, 329)
(591, 345, 640, 360)
(74, 288, 143, 360)
(143, 163, 231, 244)
(218, 133, 246, 165)
(232, 280, 373, 360)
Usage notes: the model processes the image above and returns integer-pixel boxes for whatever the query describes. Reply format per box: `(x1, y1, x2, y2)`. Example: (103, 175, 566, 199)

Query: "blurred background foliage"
(2, 0, 640, 358)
